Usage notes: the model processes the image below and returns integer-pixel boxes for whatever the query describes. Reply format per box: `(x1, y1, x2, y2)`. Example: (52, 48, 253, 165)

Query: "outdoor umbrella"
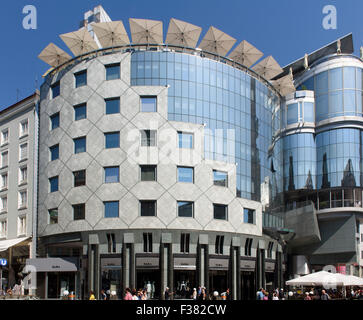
(199, 26, 236, 56)
(92, 21, 130, 48)
(270, 74, 296, 96)
(60, 28, 99, 57)
(252, 55, 283, 80)
(38, 43, 72, 68)
(129, 18, 163, 44)
(286, 271, 352, 287)
(228, 40, 263, 68)
(165, 18, 202, 48)
(344, 275, 363, 287)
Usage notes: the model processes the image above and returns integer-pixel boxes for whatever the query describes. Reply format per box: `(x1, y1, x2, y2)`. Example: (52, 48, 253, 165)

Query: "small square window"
(140, 200, 156, 217)
(75, 70, 87, 88)
(105, 132, 120, 149)
(74, 170, 86, 187)
(105, 167, 119, 183)
(213, 204, 227, 220)
(74, 137, 86, 154)
(106, 64, 120, 80)
(49, 176, 59, 193)
(178, 201, 194, 218)
(48, 208, 58, 225)
(73, 204, 85, 220)
(140, 165, 157, 181)
(178, 132, 193, 149)
(140, 130, 157, 147)
(50, 113, 60, 130)
(177, 167, 194, 183)
(50, 144, 59, 161)
(74, 104, 87, 121)
(141, 97, 157, 112)
(51, 82, 60, 98)
(213, 170, 228, 187)
(105, 98, 120, 114)
(243, 208, 255, 224)
(104, 201, 119, 218)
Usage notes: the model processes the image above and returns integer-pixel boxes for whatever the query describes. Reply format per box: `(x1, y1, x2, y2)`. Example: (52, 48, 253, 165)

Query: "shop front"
(136, 255, 160, 299)
(209, 257, 229, 294)
(100, 256, 122, 298)
(265, 261, 276, 291)
(173, 256, 197, 299)
(240, 259, 256, 300)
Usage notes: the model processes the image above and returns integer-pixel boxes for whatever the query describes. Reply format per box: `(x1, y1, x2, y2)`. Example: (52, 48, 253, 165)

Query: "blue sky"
(0, 0, 362, 109)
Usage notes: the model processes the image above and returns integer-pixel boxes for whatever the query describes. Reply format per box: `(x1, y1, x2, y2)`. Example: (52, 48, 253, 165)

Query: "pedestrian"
(263, 291, 269, 300)
(164, 287, 171, 300)
(257, 288, 264, 300)
(89, 290, 96, 300)
(272, 292, 279, 300)
(320, 289, 331, 300)
(124, 288, 133, 300)
(226, 288, 231, 300)
(132, 289, 138, 300)
(192, 288, 197, 300)
(198, 287, 206, 300)
(304, 292, 311, 300)
(100, 289, 107, 300)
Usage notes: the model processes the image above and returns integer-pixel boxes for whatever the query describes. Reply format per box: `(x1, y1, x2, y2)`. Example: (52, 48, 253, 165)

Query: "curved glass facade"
(131, 51, 282, 200)
(298, 66, 363, 122)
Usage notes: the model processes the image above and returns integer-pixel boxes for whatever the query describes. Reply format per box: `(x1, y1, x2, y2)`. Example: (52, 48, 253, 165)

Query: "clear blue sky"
(0, 0, 362, 109)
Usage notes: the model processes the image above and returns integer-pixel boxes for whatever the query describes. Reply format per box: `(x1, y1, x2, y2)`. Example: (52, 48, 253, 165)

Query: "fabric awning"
(0, 237, 30, 252)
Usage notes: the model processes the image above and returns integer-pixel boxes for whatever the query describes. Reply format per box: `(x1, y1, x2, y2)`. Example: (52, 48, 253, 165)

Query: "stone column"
(122, 233, 135, 295)
(231, 237, 241, 300)
(256, 240, 266, 290)
(160, 233, 173, 300)
(88, 234, 100, 299)
(197, 234, 209, 291)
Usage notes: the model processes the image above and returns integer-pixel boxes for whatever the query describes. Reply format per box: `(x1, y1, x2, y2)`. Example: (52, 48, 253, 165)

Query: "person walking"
(124, 288, 133, 300)
(89, 290, 96, 300)
(320, 289, 331, 300)
(164, 287, 171, 300)
(304, 292, 312, 300)
(272, 292, 279, 300)
(100, 289, 107, 300)
(192, 288, 197, 300)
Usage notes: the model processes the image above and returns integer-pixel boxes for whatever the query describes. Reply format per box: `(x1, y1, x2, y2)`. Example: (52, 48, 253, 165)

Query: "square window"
(177, 167, 194, 183)
(49, 176, 59, 193)
(140, 200, 156, 217)
(243, 208, 255, 224)
(51, 82, 60, 98)
(178, 201, 194, 218)
(178, 132, 194, 149)
(73, 204, 85, 220)
(106, 64, 120, 80)
(105, 132, 120, 149)
(105, 167, 119, 183)
(140, 130, 157, 147)
(50, 113, 60, 130)
(105, 98, 120, 114)
(50, 144, 59, 161)
(74, 104, 87, 121)
(75, 70, 87, 88)
(141, 97, 157, 112)
(74, 170, 86, 187)
(48, 208, 58, 225)
(213, 204, 227, 220)
(213, 170, 228, 187)
(104, 201, 119, 218)
(140, 165, 157, 181)
(74, 137, 86, 154)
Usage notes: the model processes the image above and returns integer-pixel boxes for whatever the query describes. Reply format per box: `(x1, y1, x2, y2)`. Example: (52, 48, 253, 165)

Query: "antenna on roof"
(303, 54, 309, 70)
(337, 39, 341, 54)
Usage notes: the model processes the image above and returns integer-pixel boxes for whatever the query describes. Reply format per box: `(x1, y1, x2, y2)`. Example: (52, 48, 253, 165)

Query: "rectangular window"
(245, 238, 253, 256)
(19, 167, 27, 184)
(75, 70, 87, 88)
(74, 103, 87, 121)
(287, 103, 298, 125)
(105, 167, 119, 183)
(0, 221, 7, 238)
(215, 235, 224, 254)
(180, 233, 190, 253)
(214, 204, 227, 220)
(178, 201, 194, 218)
(143, 233, 153, 253)
(73, 203, 85, 220)
(1, 173, 8, 190)
(267, 241, 274, 259)
(106, 64, 120, 80)
(1, 129, 9, 145)
(178, 132, 193, 149)
(140, 130, 157, 147)
(0, 197, 7, 212)
(141, 96, 157, 112)
(104, 201, 119, 218)
(18, 190, 27, 208)
(140, 200, 156, 217)
(18, 217, 26, 236)
(243, 208, 255, 224)
(105, 98, 120, 114)
(51, 82, 60, 99)
(177, 167, 194, 183)
(19, 143, 28, 161)
(105, 132, 120, 149)
(74, 170, 86, 187)
(48, 208, 58, 225)
(1, 151, 8, 168)
(213, 170, 228, 187)
(50, 113, 60, 130)
(107, 233, 116, 253)
(49, 176, 59, 193)
(50, 144, 59, 161)
(140, 165, 157, 181)
(74, 137, 86, 154)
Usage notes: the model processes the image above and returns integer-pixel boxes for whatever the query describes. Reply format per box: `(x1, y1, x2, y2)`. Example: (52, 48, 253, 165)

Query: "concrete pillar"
(160, 233, 173, 300)
(231, 237, 241, 300)
(197, 234, 209, 291)
(88, 234, 100, 299)
(256, 240, 266, 290)
(122, 233, 135, 295)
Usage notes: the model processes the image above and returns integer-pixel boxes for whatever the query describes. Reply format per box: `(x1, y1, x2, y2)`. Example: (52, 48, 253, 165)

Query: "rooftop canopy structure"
(92, 21, 130, 48)
(165, 18, 202, 48)
(60, 28, 99, 57)
(252, 55, 284, 80)
(38, 43, 72, 68)
(199, 26, 236, 56)
(129, 18, 163, 44)
(228, 40, 263, 68)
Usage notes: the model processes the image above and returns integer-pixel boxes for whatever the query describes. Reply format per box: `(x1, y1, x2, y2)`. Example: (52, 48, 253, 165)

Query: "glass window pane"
(213, 170, 228, 187)
(74, 170, 86, 187)
(178, 132, 193, 148)
(104, 201, 119, 218)
(141, 130, 156, 146)
(51, 82, 60, 98)
(214, 204, 227, 220)
(243, 208, 255, 224)
(316, 71, 328, 93)
(50, 145, 59, 161)
(74, 104, 87, 121)
(105, 132, 120, 149)
(75, 71, 87, 88)
(344, 67, 355, 89)
(49, 177, 58, 193)
(74, 137, 86, 154)
(329, 91, 343, 115)
(106, 64, 120, 80)
(141, 166, 156, 181)
(51, 113, 60, 130)
(178, 201, 193, 217)
(105, 98, 120, 114)
(344, 89, 356, 113)
(287, 103, 298, 125)
(178, 167, 194, 183)
(141, 97, 157, 112)
(303, 102, 314, 122)
(49, 209, 58, 224)
(329, 68, 343, 90)
(73, 204, 85, 220)
(140, 201, 156, 216)
(105, 167, 119, 183)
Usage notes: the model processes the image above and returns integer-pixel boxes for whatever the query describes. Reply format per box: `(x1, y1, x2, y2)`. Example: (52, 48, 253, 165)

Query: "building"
(273, 35, 363, 278)
(0, 92, 39, 293)
(31, 7, 287, 300)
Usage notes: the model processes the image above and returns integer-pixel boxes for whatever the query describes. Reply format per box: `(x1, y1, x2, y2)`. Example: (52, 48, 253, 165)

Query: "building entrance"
(241, 271, 255, 300)
(209, 270, 228, 295)
(47, 272, 75, 299)
(136, 270, 160, 299)
(174, 270, 196, 299)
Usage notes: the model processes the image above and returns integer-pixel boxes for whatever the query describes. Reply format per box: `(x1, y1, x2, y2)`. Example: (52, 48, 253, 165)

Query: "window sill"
(19, 134, 29, 140)
(19, 158, 28, 163)
(0, 166, 8, 170)
(0, 211, 7, 215)
(0, 187, 8, 192)
(18, 181, 27, 187)
(0, 143, 9, 148)
(18, 206, 27, 211)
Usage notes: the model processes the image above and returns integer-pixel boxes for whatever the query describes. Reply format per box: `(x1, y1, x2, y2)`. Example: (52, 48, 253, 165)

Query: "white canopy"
(129, 18, 163, 44)
(60, 28, 99, 57)
(38, 43, 72, 68)
(165, 18, 202, 47)
(199, 26, 236, 56)
(270, 74, 296, 96)
(252, 55, 283, 80)
(0, 237, 30, 252)
(92, 21, 130, 48)
(286, 271, 363, 287)
(228, 40, 263, 68)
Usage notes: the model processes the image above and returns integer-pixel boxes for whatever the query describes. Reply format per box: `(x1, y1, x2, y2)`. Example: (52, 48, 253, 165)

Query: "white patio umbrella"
(165, 18, 202, 48)
(270, 74, 296, 96)
(344, 275, 363, 287)
(199, 26, 236, 56)
(92, 21, 130, 48)
(228, 40, 263, 68)
(129, 18, 163, 44)
(38, 43, 72, 67)
(60, 28, 99, 57)
(252, 55, 283, 80)
(286, 271, 355, 287)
